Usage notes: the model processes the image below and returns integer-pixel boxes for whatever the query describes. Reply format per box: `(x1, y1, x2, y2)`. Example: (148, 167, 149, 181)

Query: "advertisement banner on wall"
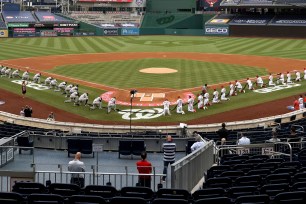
(0, 30, 8, 38)
(103, 28, 118, 36)
(7, 23, 29, 28)
(121, 28, 139, 35)
(204, 26, 229, 36)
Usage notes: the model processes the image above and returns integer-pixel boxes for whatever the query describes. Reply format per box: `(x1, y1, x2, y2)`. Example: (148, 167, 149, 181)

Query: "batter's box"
(134, 92, 165, 102)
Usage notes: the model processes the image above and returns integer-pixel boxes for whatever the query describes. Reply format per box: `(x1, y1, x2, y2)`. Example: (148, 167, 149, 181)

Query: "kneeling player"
(91, 96, 102, 110)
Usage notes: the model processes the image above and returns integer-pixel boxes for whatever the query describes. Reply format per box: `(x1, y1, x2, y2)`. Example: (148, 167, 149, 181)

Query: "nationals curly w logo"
(118, 108, 163, 120)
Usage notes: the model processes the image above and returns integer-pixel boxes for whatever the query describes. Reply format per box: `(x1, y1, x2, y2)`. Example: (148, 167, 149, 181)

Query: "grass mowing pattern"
(48, 59, 268, 89)
(1, 36, 306, 60)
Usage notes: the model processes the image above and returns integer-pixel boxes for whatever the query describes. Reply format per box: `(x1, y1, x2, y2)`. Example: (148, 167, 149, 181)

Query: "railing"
(171, 141, 214, 192)
(0, 165, 166, 192)
(216, 142, 293, 163)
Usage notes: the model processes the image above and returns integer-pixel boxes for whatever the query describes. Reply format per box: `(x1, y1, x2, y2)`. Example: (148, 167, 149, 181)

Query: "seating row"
(3, 190, 306, 204)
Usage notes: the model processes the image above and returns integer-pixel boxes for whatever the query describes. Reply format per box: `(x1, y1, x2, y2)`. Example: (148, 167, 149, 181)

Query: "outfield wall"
(230, 25, 306, 38)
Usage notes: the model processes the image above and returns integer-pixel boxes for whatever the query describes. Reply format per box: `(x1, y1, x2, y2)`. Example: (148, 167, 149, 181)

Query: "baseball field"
(0, 36, 305, 125)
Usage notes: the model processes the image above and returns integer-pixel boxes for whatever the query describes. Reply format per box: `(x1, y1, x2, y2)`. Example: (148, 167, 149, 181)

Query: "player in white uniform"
(246, 78, 253, 90)
(107, 97, 116, 113)
(304, 68, 306, 80)
(286, 72, 292, 84)
(44, 76, 52, 86)
(176, 96, 185, 114)
(277, 73, 285, 85)
(229, 82, 236, 96)
(197, 94, 204, 109)
(256, 76, 265, 88)
(57, 81, 67, 92)
(50, 78, 57, 89)
(163, 99, 171, 116)
(77, 93, 89, 106)
(22, 71, 30, 81)
(221, 86, 229, 101)
(203, 96, 209, 110)
(91, 96, 102, 110)
(212, 89, 220, 103)
(187, 95, 196, 112)
(33, 73, 41, 83)
(268, 73, 276, 86)
(69, 85, 78, 94)
(4, 68, 11, 77)
(235, 80, 244, 93)
(65, 91, 78, 103)
(204, 92, 210, 101)
(12, 69, 21, 78)
(295, 71, 301, 82)
(0, 67, 6, 76)
(65, 84, 73, 96)
(298, 95, 304, 110)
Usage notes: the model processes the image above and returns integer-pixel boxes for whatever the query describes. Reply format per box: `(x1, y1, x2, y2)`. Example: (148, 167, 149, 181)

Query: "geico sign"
(205, 27, 228, 34)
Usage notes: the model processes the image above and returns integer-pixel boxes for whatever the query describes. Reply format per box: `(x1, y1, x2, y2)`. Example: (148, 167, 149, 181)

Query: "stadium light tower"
(129, 89, 137, 133)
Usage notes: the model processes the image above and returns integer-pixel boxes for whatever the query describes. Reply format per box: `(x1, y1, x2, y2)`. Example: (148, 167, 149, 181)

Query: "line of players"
(162, 70, 306, 116)
(0, 66, 117, 113)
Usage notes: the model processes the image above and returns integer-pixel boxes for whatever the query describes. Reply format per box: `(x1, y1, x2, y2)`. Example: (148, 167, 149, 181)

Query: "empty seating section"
(4, 182, 306, 203)
(68, 11, 141, 27)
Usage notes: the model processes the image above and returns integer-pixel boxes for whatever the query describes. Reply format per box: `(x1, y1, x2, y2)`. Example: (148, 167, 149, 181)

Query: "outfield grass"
(49, 59, 268, 89)
(0, 36, 305, 123)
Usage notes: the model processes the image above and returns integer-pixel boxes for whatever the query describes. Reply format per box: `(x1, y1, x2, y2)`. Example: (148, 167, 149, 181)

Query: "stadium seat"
(194, 197, 231, 204)
(49, 183, 80, 197)
(192, 188, 225, 200)
(279, 161, 301, 169)
(27, 194, 64, 204)
(156, 188, 191, 200)
(220, 171, 245, 181)
(256, 162, 280, 171)
(204, 177, 232, 189)
(234, 175, 262, 187)
(291, 182, 306, 191)
(120, 186, 154, 200)
(84, 185, 118, 199)
(265, 173, 291, 184)
(206, 165, 231, 179)
(272, 167, 297, 175)
(235, 194, 270, 204)
(0, 192, 24, 204)
(12, 182, 46, 195)
(292, 172, 306, 183)
(273, 191, 306, 204)
(227, 186, 257, 199)
(152, 198, 188, 204)
(233, 164, 254, 173)
(260, 183, 290, 199)
(16, 136, 33, 154)
(247, 169, 271, 178)
(110, 197, 147, 204)
(69, 195, 106, 204)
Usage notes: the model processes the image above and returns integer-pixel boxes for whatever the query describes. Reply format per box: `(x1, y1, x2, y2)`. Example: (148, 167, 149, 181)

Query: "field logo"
(11, 80, 49, 91)
(253, 83, 301, 94)
(205, 0, 219, 7)
(118, 108, 163, 120)
(136, 0, 143, 6)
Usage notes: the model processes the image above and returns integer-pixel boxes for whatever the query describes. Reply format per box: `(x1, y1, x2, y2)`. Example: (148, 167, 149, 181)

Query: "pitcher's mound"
(139, 68, 178, 74)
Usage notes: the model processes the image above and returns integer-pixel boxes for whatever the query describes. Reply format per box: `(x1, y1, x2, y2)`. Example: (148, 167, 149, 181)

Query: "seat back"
(228, 186, 257, 199)
(110, 197, 147, 204)
(260, 183, 290, 197)
(16, 137, 32, 147)
(273, 191, 306, 204)
(235, 194, 270, 204)
(12, 182, 46, 195)
(265, 173, 291, 184)
(27, 194, 64, 204)
(81, 139, 93, 155)
(192, 188, 225, 200)
(0, 192, 24, 204)
(204, 177, 232, 188)
(194, 197, 231, 204)
(156, 188, 191, 200)
(234, 175, 261, 187)
(84, 185, 118, 198)
(131, 140, 146, 156)
(120, 186, 153, 200)
(49, 183, 80, 197)
(118, 140, 132, 157)
(69, 195, 106, 204)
